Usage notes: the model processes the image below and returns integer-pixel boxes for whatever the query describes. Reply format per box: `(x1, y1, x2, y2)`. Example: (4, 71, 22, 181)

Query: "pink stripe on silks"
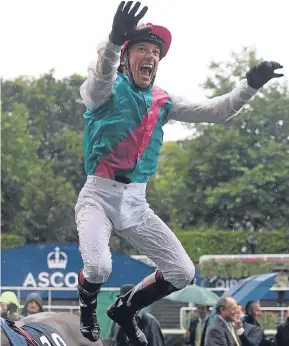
(137, 86, 169, 160)
(95, 86, 170, 179)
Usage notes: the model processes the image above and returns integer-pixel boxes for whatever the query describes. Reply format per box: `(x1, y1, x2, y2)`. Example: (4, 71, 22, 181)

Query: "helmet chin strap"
(123, 51, 156, 90)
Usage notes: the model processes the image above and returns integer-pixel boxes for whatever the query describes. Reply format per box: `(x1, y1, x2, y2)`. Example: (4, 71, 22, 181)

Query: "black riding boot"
(78, 271, 102, 342)
(107, 270, 178, 346)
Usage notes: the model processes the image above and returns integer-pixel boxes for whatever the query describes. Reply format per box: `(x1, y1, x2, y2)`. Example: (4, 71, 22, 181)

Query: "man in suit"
(275, 309, 289, 346)
(238, 301, 275, 346)
(185, 305, 211, 346)
(207, 296, 241, 346)
(234, 303, 262, 346)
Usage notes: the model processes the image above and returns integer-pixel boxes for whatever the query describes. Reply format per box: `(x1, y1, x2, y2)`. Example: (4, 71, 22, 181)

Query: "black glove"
(246, 61, 284, 89)
(109, 1, 152, 46)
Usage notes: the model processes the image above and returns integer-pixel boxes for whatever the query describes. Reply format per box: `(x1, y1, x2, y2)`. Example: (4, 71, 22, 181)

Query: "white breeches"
(75, 176, 195, 289)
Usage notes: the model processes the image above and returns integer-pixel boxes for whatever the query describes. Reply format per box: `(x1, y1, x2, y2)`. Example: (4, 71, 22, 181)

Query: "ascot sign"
(23, 247, 78, 288)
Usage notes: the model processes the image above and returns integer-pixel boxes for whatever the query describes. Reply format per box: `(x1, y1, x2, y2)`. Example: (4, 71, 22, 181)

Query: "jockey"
(76, 1, 283, 345)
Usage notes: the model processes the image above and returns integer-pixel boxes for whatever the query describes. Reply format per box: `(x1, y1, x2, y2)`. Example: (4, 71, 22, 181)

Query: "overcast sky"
(1, 0, 288, 141)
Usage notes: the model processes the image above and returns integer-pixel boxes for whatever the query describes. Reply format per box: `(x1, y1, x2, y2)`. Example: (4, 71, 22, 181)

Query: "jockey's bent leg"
(76, 200, 113, 342)
(107, 207, 195, 346)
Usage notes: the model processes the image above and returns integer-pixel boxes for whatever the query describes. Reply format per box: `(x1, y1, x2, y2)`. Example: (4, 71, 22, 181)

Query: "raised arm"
(80, 1, 151, 110)
(80, 39, 121, 111)
(168, 61, 283, 124)
(168, 79, 257, 123)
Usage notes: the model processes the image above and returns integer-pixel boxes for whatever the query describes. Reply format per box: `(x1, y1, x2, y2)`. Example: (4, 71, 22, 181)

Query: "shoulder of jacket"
(142, 311, 158, 322)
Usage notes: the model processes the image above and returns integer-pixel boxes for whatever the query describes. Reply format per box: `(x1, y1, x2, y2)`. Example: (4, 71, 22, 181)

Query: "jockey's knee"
(167, 260, 195, 290)
(83, 255, 112, 284)
(182, 260, 195, 288)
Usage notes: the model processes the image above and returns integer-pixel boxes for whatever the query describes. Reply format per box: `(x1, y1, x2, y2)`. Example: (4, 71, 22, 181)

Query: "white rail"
(161, 329, 277, 336)
(0, 286, 119, 311)
(199, 254, 289, 264)
(205, 286, 289, 291)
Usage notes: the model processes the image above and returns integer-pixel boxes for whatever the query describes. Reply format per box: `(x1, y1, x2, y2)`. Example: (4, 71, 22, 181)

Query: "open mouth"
(140, 64, 153, 78)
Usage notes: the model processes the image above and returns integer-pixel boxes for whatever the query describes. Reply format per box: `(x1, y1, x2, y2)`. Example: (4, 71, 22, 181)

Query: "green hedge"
(199, 261, 289, 278)
(1, 234, 25, 250)
(174, 230, 288, 262)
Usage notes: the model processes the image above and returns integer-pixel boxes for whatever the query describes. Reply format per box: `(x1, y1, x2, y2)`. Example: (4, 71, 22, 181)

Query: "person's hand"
(109, 1, 152, 46)
(234, 319, 243, 329)
(246, 61, 284, 89)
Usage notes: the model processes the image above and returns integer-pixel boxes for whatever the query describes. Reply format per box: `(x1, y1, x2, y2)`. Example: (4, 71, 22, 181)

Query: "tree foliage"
(149, 47, 289, 233)
(1, 72, 85, 242)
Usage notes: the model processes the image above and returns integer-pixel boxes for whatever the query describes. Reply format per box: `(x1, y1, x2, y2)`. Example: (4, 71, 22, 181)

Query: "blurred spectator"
(108, 284, 165, 346)
(238, 304, 245, 318)
(185, 310, 195, 329)
(234, 303, 263, 346)
(206, 296, 241, 346)
(0, 291, 21, 319)
(1, 301, 8, 318)
(6, 303, 21, 321)
(243, 301, 263, 326)
(185, 305, 211, 346)
(275, 309, 289, 346)
(241, 301, 275, 346)
(22, 293, 44, 317)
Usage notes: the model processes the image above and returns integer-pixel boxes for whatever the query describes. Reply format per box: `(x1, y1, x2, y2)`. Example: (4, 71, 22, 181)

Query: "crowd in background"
(184, 298, 289, 346)
(1, 290, 289, 346)
(0, 291, 44, 321)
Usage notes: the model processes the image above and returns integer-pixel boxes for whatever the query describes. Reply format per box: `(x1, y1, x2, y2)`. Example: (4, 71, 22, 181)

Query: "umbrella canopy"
(222, 272, 278, 307)
(166, 285, 219, 306)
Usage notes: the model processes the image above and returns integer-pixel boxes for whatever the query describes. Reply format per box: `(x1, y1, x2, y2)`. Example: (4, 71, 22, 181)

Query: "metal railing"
(0, 286, 119, 311)
(205, 286, 289, 292)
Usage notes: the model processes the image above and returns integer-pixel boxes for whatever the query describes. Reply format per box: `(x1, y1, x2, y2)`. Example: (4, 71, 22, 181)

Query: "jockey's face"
(128, 42, 160, 88)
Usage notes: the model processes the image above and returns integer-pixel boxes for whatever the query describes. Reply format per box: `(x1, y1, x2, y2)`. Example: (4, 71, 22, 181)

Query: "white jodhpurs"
(75, 176, 195, 289)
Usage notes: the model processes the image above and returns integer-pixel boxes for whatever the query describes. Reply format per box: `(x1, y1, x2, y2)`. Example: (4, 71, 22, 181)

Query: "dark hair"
(126, 33, 165, 59)
(7, 303, 18, 314)
(245, 301, 258, 315)
(216, 297, 229, 314)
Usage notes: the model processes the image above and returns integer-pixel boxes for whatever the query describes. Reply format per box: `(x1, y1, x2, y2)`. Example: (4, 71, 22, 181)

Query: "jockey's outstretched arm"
(167, 79, 258, 124)
(80, 38, 121, 111)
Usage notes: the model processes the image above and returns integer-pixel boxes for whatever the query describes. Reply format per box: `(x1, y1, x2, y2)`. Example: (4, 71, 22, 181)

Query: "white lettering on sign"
(22, 247, 78, 289)
(23, 272, 78, 288)
(64, 272, 78, 287)
(215, 279, 239, 289)
(23, 273, 37, 287)
(38, 272, 50, 287)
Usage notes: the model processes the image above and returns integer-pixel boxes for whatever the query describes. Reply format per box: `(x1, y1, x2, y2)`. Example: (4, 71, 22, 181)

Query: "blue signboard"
(2, 244, 282, 301)
(199, 276, 289, 301)
(1, 244, 154, 299)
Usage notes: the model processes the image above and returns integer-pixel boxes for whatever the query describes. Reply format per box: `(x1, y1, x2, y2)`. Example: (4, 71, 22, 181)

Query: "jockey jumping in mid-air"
(75, 1, 283, 345)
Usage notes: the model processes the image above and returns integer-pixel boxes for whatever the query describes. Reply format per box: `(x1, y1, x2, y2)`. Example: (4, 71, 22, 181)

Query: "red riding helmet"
(121, 23, 172, 59)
